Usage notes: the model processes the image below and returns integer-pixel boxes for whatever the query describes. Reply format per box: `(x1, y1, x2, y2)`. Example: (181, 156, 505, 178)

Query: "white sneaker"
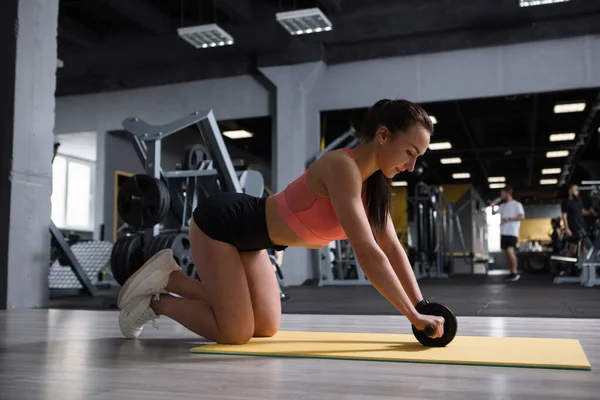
(117, 248, 181, 309)
(118, 295, 160, 339)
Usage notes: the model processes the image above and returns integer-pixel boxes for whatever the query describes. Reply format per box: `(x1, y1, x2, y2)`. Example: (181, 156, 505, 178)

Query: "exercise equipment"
(111, 110, 287, 295)
(551, 184, 600, 287)
(117, 174, 170, 228)
(189, 330, 591, 371)
(49, 236, 114, 295)
(412, 300, 458, 347)
(182, 144, 210, 170)
(48, 222, 99, 296)
(146, 232, 195, 277)
(408, 183, 490, 278)
(318, 239, 370, 286)
(110, 233, 145, 287)
(307, 126, 358, 168)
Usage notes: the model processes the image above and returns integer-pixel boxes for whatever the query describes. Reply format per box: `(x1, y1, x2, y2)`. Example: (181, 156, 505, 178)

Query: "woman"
(117, 99, 445, 344)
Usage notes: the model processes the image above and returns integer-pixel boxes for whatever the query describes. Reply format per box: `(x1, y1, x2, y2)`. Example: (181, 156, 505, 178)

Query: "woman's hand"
(412, 314, 445, 339)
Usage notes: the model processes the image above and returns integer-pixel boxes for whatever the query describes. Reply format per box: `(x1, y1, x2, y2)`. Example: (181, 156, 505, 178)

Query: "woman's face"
(375, 123, 430, 178)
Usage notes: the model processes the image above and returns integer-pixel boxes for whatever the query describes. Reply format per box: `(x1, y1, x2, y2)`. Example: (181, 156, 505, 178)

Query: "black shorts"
(192, 192, 287, 252)
(500, 235, 518, 250)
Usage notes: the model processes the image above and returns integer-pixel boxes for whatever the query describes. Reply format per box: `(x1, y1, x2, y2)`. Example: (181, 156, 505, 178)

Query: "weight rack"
(119, 110, 288, 296)
(122, 110, 243, 247)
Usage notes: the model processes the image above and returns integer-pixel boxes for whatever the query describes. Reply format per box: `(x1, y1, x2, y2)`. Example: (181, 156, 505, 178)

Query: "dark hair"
(357, 99, 434, 235)
(501, 185, 513, 196)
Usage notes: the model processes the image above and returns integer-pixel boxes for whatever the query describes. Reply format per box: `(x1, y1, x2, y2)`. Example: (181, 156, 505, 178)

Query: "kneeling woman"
(117, 99, 445, 344)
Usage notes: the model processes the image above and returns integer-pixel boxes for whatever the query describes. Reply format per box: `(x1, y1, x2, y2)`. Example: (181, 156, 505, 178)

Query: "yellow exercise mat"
(190, 330, 591, 371)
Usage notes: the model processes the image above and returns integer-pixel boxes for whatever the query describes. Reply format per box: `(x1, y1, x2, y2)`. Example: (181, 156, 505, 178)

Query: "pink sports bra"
(274, 148, 367, 247)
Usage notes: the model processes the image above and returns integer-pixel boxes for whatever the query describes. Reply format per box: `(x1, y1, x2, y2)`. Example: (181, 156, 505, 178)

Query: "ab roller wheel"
(412, 300, 458, 347)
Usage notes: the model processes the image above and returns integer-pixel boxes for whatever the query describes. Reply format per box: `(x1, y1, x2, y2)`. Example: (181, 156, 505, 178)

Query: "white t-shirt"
(498, 200, 525, 237)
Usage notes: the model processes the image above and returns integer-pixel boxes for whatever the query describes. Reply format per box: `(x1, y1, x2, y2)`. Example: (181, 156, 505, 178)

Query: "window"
(51, 154, 95, 231)
(486, 206, 501, 252)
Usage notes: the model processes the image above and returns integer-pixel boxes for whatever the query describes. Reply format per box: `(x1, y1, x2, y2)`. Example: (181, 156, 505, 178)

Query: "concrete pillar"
(0, 0, 59, 308)
(258, 61, 326, 286)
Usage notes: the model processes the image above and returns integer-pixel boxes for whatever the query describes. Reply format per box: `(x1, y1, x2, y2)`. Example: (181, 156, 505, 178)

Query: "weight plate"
(146, 233, 166, 261)
(171, 233, 193, 276)
(117, 175, 170, 228)
(123, 234, 145, 281)
(110, 236, 128, 286)
(412, 302, 458, 347)
(182, 144, 210, 170)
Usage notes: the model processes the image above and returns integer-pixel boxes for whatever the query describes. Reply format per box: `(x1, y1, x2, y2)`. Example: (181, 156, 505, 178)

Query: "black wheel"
(412, 301, 458, 347)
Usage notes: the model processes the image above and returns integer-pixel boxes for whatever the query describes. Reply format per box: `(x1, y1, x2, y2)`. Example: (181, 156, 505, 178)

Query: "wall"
(55, 74, 271, 240)
(313, 35, 600, 111)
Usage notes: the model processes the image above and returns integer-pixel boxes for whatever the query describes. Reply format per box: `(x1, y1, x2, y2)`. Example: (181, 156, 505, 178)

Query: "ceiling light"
(440, 157, 461, 164)
(452, 173, 471, 179)
(489, 183, 506, 189)
(546, 150, 569, 158)
(549, 132, 576, 142)
(391, 181, 407, 187)
(429, 142, 452, 150)
(177, 24, 234, 49)
(276, 7, 332, 36)
(541, 178, 558, 185)
(554, 102, 586, 113)
(488, 176, 506, 183)
(542, 168, 561, 174)
(520, 0, 570, 7)
(429, 116, 437, 124)
(223, 130, 253, 139)
(582, 180, 600, 185)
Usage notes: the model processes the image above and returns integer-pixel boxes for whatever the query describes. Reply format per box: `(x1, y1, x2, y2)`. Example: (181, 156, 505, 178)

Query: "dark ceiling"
(56, 0, 600, 96)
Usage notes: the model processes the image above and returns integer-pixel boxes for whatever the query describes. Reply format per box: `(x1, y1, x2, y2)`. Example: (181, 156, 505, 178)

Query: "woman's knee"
(253, 313, 280, 338)
(216, 320, 255, 345)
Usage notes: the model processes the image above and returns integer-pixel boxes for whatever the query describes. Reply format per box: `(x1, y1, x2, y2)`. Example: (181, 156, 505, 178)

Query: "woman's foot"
(119, 295, 160, 339)
(117, 248, 181, 309)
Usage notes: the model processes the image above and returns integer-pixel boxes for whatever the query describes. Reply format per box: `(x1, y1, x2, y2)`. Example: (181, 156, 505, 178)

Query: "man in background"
(562, 184, 597, 257)
(491, 186, 525, 282)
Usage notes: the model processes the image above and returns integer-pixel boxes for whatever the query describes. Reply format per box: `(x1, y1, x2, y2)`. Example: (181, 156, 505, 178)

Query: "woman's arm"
(375, 213, 424, 307)
(321, 154, 421, 325)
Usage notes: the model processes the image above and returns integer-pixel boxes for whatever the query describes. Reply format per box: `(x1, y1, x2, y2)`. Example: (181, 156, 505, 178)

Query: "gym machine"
(409, 183, 450, 279)
(407, 183, 488, 278)
(450, 186, 490, 274)
(318, 239, 370, 286)
(111, 110, 287, 297)
(307, 126, 358, 168)
(551, 183, 600, 287)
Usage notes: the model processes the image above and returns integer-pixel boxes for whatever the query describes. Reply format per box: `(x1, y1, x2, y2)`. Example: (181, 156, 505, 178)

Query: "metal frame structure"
(120, 110, 286, 293)
(307, 126, 358, 168)
(49, 222, 98, 297)
(318, 240, 370, 286)
(122, 110, 243, 241)
(451, 186, 490, 274)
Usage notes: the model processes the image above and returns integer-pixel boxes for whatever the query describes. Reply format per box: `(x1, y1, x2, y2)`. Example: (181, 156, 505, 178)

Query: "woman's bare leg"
(151, 220, 255, 344)
(164, 270, 209, 302)
(239, 250, 281, 337)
